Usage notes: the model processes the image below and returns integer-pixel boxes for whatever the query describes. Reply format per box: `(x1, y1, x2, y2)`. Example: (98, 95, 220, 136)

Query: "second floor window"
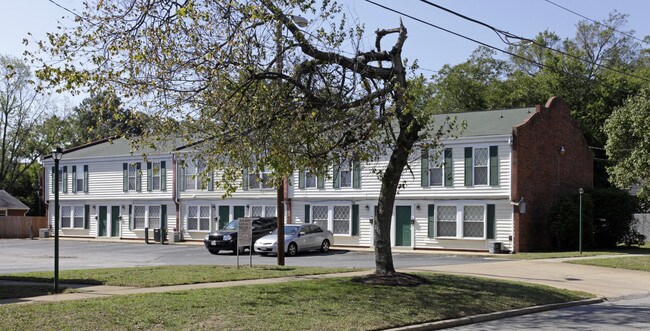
(129, 164, 137, 190)
(152, 162, 161, 190)
(474, 148, 489, 186)
(304, 170, 316, 188)
(339, 161, 352, 188)
(248, 169, 273, 190)
(429, 154, 444, 187)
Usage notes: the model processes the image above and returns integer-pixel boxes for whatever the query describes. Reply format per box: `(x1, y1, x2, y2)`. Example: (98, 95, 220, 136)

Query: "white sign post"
(237, 218, 253, 268)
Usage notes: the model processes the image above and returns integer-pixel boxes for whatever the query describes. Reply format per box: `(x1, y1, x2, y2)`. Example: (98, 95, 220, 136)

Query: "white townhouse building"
(42, 97, 592, 252)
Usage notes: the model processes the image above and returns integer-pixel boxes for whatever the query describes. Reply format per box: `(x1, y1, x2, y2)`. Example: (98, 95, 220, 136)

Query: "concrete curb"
(385, 297, 605, 330)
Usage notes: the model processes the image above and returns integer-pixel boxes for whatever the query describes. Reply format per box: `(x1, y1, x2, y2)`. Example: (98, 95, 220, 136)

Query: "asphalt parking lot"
(0, 238, 497, 274)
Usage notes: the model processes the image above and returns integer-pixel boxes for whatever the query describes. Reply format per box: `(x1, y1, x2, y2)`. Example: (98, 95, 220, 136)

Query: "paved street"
(0, 238, 495, 274)
(449, 295, 650, 330)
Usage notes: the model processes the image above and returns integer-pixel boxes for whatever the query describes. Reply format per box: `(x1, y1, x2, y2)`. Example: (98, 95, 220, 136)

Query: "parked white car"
(254, 223, 333, 256)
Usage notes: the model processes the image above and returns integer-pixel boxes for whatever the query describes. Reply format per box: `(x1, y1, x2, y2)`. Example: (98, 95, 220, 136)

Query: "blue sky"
(2, 0, 649, 83)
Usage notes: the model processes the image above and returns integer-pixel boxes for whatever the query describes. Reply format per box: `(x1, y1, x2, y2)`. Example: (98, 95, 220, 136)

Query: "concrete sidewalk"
(403, 255, 650, 299)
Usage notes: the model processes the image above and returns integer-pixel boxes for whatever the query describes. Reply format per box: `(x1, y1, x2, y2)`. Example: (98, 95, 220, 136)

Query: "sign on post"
(237, 218, 253, 267)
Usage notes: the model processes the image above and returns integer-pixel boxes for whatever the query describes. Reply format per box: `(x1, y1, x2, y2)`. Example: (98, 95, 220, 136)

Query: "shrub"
(591, 188, 638, 249)
(547, 192, 594, 250)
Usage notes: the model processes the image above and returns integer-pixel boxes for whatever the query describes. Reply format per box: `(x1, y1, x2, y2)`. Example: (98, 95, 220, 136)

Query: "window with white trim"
(128, 164, 137, 190)
(184, 161, 206, 190)
(304, 170, 316, 188)
(474, 148, 489, 186)
(152, 162, 161, 190)
(60, 205, 85, 229)
(250, 205, 276, 218)
(0, 210, 6, 216)
(187, 205, 211, 231)
(339, 161, 352, 188)
(463, 206, 485, 238)
(429, 153, 444, 186)
(248, 168, 273, 190)
(436, 206, 457, 237)
(312, 206, 328, 230)
(333, 205, 350, 235)
(133, 205, 161, 229)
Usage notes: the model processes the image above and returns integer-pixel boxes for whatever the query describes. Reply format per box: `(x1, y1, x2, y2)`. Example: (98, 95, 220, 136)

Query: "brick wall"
(512, 97, 593, 252)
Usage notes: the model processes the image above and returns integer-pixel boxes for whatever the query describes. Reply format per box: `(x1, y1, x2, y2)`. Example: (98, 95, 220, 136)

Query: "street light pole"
(579, 187, 584, 255)
(52, 146, 63, 293)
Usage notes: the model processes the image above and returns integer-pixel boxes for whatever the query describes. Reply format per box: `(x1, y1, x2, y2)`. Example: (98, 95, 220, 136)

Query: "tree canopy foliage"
(33, 0, 458, 274)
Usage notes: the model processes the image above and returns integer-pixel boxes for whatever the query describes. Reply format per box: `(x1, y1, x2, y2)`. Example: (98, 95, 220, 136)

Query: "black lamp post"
(52, 146, 63, 293)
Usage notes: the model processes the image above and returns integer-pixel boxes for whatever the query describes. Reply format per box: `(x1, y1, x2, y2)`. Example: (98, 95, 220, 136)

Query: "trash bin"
(39, 228, 50, 238)
(488, 242, 502, 254)
(153, 228, 161, 242)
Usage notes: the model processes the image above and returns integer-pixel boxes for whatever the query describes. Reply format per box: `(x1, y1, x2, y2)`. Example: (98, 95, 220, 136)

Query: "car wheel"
(320, 239, 330, 253)
(287, 242, 298, 256)
(208, 249, 220, 255)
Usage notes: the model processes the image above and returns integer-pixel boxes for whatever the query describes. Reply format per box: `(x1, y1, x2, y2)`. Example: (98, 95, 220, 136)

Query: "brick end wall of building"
(512, 97, 593, 252)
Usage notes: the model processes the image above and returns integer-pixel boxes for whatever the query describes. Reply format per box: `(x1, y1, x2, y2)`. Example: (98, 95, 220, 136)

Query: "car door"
(307, 224, 325, 249)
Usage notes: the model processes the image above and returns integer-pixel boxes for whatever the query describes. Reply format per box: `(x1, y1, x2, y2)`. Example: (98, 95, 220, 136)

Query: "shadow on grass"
(0, 284, 65, 300)
(0, 275, 103, 285)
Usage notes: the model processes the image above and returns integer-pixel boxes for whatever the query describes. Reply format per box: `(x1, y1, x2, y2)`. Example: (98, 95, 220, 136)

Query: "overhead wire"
(543, 0, 649, 45)
(417, 0, 650, 84)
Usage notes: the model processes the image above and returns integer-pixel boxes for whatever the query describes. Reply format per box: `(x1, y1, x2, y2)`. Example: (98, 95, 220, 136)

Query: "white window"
(333, 205, 350, 235)
(248, 169, 273, 190)
(304, 170, 316, 188)
(187, 205, 211, 231)
(474, 148, 489, 186)
(152, 162, 161, 191)
(128, 164, 137, 190)
(339, 161, 352, 188)
(58, 169, 64, 192)
(0, 210, 6, 216)
(312, 206, 329, 230)
(60, 205, 84, 229)
(250, 205, 276, 217)
(75, 166, 85, 193)
(463, 206, 485, 238)
(133, 205, 161, 229)
(429, 153, 444, 186)
(436, 206, 457, 237)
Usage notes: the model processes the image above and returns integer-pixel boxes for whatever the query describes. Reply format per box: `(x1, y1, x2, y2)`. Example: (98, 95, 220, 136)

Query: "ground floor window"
(187, 205, 211, 231)
(435, 204, 486, 239)
(250, 205, 276, 217)
(310, 205, 351, 235)
(133, 205, 161, 229)
(60, 205, 85, 229)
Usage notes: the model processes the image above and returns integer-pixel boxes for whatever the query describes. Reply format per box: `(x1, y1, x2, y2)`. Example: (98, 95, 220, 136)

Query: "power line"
(48, 0, 83, 20)
(543, 0, 648, 45)
(418, 0, 650, 84)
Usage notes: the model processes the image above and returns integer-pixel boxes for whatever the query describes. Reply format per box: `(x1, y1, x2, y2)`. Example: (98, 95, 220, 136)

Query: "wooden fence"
(0, 216, 48, 239)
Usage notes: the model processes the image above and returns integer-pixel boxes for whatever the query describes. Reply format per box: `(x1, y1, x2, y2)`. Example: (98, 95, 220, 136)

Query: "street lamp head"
(290, 15, 308, 28)
(559, 146, 565, 155)
(51, 147, 63, 160)
(579, 188, 584, 194)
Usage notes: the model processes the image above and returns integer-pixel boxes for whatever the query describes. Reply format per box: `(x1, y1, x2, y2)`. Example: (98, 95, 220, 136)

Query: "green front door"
(218, 206, 230, 229)
(395, 206, 411, 246)
(98, 206, 107, 237)
(234, 206, 245, 220)
(111, 206, 120, 237)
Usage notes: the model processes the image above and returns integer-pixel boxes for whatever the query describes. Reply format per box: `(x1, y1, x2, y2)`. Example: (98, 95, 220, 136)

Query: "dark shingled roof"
(0, 190, 29, 210)
(432, 107, 536, 137)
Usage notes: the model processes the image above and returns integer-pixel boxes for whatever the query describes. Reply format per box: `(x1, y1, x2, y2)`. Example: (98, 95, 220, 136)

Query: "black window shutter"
(352, 204, 359, 236)
(72, 166, 77, 192)
(489, 146, 499, 186)
(83, 165, 89, 193)
(161, 205, 167, 228)
(317, 175, 325, 189)
(333, 163, 340, 188)
(62, 166, 68, 193)
(128, 205, 133, 231)
(208, 171, 214, 191)
(304, 204, 310, 223)
(136, 162, 142, 192)
(427, 204, 435, 238)
(464, 147, 473, 187)
(444, 148, 453, 187)
(421, 148, 429, 187)
(242, 169, 248, 191)
(147, 162, 152, 191)
(353, 161, 361, 188)
(161, 161, 167, 191)
(123, 163, 128, 192)
(487, 204, 495, 239)
(51, 166, 55, 194)
(299, 169, 305, 189)
(84, 204, 90, 229)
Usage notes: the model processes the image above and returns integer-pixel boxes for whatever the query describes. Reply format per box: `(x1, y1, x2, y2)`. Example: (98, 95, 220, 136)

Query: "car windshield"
(224, 220, 238, 230)
(270, 226, 299, 236)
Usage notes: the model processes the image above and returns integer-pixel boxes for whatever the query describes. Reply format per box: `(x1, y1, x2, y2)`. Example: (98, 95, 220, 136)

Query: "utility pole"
(275, 21, 286, 266)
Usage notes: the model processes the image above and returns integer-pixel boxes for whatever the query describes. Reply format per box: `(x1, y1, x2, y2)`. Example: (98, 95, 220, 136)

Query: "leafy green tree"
(605, 88, 650, 204)
(34, 0, 457, 275)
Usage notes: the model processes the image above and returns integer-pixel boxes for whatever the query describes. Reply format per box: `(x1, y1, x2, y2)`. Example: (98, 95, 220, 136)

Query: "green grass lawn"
(0, 265, 360, 288)
(0, 273, 591, 330)
(568, 256, 650, 272)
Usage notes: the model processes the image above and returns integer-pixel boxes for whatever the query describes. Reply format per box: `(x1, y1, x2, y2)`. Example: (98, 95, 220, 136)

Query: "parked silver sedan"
(254, 223, 333, 256)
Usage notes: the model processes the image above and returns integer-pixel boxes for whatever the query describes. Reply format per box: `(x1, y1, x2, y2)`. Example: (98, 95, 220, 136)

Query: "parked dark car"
(203, 217, 277, 254)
